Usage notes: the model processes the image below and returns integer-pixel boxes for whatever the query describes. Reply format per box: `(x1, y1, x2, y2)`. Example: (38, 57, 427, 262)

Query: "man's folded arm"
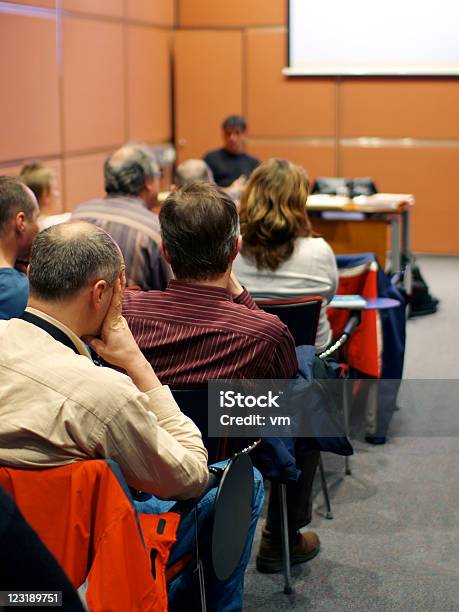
(95, 384, 209, 500)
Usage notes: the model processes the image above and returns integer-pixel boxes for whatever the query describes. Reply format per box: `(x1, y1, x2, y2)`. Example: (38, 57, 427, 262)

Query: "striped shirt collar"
(25, 307, 92, 359)
(166, 279, 234, 302)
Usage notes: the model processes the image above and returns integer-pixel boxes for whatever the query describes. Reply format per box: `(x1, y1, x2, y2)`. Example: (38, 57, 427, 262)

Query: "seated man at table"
(0, 221, 263, 611)
(0, 176, 40, 319)
(123, 182, 321, 573)
(203, 115, 259, 191)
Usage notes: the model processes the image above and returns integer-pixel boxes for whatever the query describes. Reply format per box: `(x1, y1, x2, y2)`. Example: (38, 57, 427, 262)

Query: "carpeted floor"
(243, 256, 459, 611)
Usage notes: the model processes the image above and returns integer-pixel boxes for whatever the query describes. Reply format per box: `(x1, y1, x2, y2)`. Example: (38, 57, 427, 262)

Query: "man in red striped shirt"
(123, 182, 320, 574)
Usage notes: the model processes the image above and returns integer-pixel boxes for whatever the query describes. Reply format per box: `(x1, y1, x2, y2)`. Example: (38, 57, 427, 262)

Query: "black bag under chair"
(409, 259, 439, 317)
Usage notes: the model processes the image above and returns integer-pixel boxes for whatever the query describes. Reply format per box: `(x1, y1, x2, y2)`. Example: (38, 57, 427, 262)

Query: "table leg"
(390, 216, 401, 273)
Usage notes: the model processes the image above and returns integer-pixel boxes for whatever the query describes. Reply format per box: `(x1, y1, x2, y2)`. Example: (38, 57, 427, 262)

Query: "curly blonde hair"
(239, 158, 312, 271)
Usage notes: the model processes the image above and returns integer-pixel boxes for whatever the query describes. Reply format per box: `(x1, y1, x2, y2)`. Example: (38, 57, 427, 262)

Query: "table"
(307, 193, 414, 273)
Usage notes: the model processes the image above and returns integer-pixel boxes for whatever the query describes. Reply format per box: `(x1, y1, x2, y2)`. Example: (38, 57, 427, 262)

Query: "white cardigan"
(233, 237, 338, 352)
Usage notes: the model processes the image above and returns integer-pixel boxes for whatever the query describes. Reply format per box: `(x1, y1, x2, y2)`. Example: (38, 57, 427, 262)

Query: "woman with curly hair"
(234, 158, 338, 352)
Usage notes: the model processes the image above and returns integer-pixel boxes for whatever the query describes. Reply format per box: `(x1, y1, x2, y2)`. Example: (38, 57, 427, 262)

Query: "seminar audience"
(0, 221, 263, 611)
(72, 144, 171, 291)
(234, 158, 338, 353)
(123, 182, 321, 574)
(203, 115, 259, 191)
(19, 162, 69, 229)
(0, 177, 39, 319)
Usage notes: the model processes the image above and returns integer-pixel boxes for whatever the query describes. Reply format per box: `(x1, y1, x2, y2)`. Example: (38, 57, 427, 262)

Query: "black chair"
(256, 296, 321, 346)
(171, 389, 257, 608)
(256, 297, 334, 593)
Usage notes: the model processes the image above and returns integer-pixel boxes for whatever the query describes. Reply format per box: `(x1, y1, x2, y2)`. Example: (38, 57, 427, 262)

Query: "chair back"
(256, 296, 322, 346)
(171, 388, 227, 463)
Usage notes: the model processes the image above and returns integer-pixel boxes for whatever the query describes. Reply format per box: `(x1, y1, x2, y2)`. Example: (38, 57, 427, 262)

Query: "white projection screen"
(286, 0, 459, 76)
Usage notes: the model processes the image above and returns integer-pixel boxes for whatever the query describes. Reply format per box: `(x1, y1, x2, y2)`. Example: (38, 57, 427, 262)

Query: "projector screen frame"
(285, 0, 459, 77)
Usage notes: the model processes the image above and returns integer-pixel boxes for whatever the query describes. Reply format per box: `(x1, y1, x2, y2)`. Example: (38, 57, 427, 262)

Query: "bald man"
(0, 221, 264, 610)
(72, 144, 171, 291)
(174, 159, 214, 187)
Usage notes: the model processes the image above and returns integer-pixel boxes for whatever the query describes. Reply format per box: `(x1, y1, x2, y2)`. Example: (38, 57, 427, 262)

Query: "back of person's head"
(222, 115, 247, 132)
(175, 160, 214, 188)
(239, 158, 312, 271)
(29, 221, 121, 302)
(160, 182, 239, 281)
(104, 144, 160, 197)
(0, 176, 38, 237)
(19, 163, 54, 203)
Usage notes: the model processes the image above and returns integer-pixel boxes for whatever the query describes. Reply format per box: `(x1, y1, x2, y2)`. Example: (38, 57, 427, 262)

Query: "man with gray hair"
(174, 159, 214, 187)
(0, 220, 263, 610)
(72, 144, 171, 290)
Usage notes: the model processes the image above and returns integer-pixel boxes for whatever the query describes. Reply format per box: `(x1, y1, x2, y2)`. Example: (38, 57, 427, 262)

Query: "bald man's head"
(175, 160, 214, 188)
(29, 221, 122, 302)
(104, 144, 160, 198)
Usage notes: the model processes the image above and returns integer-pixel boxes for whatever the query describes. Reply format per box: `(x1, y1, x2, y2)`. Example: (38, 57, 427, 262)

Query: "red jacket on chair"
(0, 460, 180, 612)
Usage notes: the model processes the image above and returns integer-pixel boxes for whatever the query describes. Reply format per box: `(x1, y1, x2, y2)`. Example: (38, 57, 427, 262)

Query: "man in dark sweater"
(203, 115, 259, 189)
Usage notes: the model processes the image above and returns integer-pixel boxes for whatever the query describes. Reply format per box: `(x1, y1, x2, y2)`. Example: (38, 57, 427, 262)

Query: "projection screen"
(285, 0, 459, 76)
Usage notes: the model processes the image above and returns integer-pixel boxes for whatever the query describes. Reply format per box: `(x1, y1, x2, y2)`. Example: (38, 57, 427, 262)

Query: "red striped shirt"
(123, 280, 298, 387)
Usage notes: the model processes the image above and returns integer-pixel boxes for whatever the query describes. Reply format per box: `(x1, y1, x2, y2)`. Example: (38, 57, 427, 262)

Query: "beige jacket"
(0, 309, 208, 500)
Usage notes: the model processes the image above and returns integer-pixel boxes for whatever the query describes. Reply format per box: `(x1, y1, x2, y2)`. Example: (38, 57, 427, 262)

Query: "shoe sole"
(256, 544, 321, 574)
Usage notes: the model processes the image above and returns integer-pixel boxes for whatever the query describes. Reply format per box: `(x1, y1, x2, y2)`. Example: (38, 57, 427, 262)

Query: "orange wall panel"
(179, 0, 285, 27)
(174, 30, 243, 162)
(247, 141, 336, 181)
(127, 0, 174, 26)
(0, 13, 60, 162)
(2, 0, 55, 7)
(127, 26, 171, 143)
(61, 0, 123, 18)
(341, 146, 459, 254)
(64, 152, 108, 211)
(62, 17, 125, 153)
(341, 79, 459, 139)
(246, 31, 336, 138)
(0, 164, 24, 178)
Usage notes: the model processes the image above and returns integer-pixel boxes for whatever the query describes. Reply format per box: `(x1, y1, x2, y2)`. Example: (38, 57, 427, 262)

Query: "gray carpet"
(243, 256, 459, 611)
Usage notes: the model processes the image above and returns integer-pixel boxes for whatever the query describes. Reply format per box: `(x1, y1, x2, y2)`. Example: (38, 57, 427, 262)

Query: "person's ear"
(230, 236, 241, 262)
(91, 280, 110, 309)
(15, 212, 26, 233)
(26, 264, 31, 279)
(160, 242, 171, 264)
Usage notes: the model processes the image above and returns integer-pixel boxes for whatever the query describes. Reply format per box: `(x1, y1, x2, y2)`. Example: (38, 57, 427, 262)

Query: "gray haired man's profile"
(71, 144, 171, 291)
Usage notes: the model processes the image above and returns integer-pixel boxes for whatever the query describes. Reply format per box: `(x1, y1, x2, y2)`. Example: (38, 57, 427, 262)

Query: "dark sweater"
(203, 148, 259, 187)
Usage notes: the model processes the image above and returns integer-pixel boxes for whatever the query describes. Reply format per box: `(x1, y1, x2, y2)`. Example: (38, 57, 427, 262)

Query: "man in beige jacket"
(0, 221, 263, 611)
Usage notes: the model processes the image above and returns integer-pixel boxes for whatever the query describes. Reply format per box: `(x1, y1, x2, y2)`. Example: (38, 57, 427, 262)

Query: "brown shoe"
(256, 530, 321, 574)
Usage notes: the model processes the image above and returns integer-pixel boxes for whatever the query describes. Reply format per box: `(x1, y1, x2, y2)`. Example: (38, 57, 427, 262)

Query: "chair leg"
(194, 506, 207, 611)
(343, 378, 352, 476)
(279, 483, 293, 595)
(318, 454, 333, 519)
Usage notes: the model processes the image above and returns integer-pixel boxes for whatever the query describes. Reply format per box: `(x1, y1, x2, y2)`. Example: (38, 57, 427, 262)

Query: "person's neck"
(0, 239, 17, 268)
(175, 271, 230, 290)
(28, 297, 85, 338)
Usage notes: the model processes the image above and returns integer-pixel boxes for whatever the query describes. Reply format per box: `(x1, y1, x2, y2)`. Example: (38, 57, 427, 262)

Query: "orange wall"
(175, 0, 459, 254)
(0, 0, 174, 211)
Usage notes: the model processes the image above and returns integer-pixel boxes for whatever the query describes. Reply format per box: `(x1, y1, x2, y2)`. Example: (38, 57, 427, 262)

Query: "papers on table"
(352, 193, 414, 208)
(330, 295, 367, 309)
